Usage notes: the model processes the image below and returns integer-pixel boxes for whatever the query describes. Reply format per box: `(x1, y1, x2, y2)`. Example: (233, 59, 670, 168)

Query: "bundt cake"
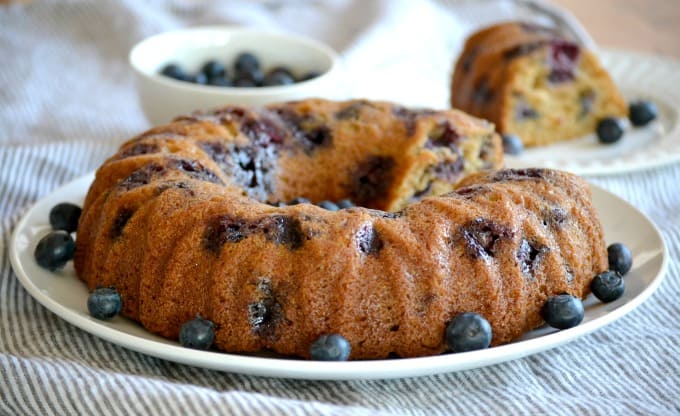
(74, 98, 607, 360)
(450, 21, 627, 147)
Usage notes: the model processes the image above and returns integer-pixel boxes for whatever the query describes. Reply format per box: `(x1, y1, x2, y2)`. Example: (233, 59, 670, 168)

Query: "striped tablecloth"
(1, 1, 679, 414)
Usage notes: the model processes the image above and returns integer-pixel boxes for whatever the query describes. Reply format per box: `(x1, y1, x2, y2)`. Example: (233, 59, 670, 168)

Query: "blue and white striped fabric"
(1, 1, 679, 415)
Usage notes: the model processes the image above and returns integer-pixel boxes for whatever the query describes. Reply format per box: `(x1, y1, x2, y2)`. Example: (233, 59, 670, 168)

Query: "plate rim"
(8, 172, 669, 380)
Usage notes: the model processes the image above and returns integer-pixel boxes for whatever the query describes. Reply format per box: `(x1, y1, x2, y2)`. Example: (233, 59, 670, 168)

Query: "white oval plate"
(9, 173, 668, 380)
(505, 49, 680, 175)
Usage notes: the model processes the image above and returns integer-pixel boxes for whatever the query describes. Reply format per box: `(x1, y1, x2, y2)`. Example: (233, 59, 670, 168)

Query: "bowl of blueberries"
(129, 26, 341, 125)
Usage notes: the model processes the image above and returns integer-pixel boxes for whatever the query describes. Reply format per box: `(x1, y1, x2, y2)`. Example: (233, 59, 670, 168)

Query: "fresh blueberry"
(34, 231, 75, 271)
(201, 60, 226, 79)
(299, 71, 321, 82)
(445, 312, 492, 353)
(49, 202, 81, 233)
(179, 317, 215, 350)
(310, 334, 351, 361)
(318, 200, 339, 211)
(288, 197, 311, 205)
(336, 199, 355, 209)
(191, 72, 209, 85)
(629, 100, 658, 127)
(502, 134, 524, 155)
(235, 52, 260, 73)
(263, 70, 295, 87)
(208, 76, 232, 87)
(267, 66, 294, 78)
(542, 294, 584, 329)
(596, 117, 625, 144)
(234, 77, 258, 88)
(160, 63, 185, 80)
(591, 270, 625, 303)
(87, 287, 122, 320)
(238, 68, 264, 85)
(608, 242, 633, 275)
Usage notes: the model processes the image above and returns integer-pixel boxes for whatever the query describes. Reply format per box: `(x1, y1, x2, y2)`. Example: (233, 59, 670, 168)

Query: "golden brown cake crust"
(450, 22, 627, 146)
(75, 99, 607, 360)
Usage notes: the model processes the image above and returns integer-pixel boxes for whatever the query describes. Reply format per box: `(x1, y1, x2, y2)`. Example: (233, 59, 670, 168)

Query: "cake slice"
(450, 21, 627, 147)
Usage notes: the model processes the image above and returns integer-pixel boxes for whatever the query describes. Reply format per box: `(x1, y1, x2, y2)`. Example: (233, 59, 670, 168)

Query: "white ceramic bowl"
(129, 26, 341, 126)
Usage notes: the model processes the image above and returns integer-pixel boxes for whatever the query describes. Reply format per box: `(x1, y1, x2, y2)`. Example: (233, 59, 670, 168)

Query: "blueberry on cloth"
(596, 117, 625, 144)
(310, 334, 351, 361)
(49, 202, 82, 233)
(160, 63, 185, 80)
(542, 294, 584, 329)
(608, 242, 633, 276)
(445, 312, 492, 353)
(629, 100, 658, 127)
(591, 270, 625, 303)
(501, 134, 524, 155)
(87, 287, 122, 320)
(34, 231, 75, 271)
(179, 317, 215, 350)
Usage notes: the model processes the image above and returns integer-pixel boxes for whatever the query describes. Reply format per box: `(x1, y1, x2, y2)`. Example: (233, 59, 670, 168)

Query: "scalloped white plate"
(504, 49, 680, 175)
(9, 173, 668, 380)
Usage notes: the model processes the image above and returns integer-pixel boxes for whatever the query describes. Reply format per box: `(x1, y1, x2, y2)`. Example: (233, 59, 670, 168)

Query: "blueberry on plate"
(608, 242, 633, 275)
(502, 134, 524, 155)
(49, 202, 81, 233)
(191, 72, 209, 85)
(34, 230, 75, 271)
(179, 317, 215, 350)
(87, 287, 122, 320)
(318, 200, 339, 211)
(591, 270, 625, 303)
(629, 100, 658, 127)
(299, 71, 321, 82)
(596, 117, 625, 144)
(201, 60, 226, 79)
(542, 294, 584, 329)
(160, 63, 185, 80)
(445, 312, 492, 353)
(310, 334, 351, 361)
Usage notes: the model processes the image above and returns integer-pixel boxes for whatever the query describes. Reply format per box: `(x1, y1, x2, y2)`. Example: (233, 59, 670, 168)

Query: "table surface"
(553, 0, 680, 58)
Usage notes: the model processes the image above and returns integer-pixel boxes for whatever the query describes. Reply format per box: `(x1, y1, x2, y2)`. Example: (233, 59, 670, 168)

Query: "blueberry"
(237, 68, 264, 85)
(191, 72, 209, 85)
(287, 197, 311, 205)
(160, 63, 185, 80)
(87, 287, 122, 320)
(34, 231, 75, 271)
(310, 334, 351, 361)
(201, 60, 226, 78)
(318, 200, 339, 211)
(208, 76, 232, 87)
(234, 77, 258, 88)
(299, 71, 321, 82)
(596, 117, 625, 144)
(445, 312, 492, 353)
(608, 242, 633, 275)
(179, 317, 215, 350)
(235, 52, 260, 73)
(629, 100, 658, 127)
(502, 134, 524, 155)
(542, 294, 584, 329)
(49, 202, 81, 233)
(591, 270, 625, 303)
(263, 70, 295, 87)
(336, 199, 355, 209)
